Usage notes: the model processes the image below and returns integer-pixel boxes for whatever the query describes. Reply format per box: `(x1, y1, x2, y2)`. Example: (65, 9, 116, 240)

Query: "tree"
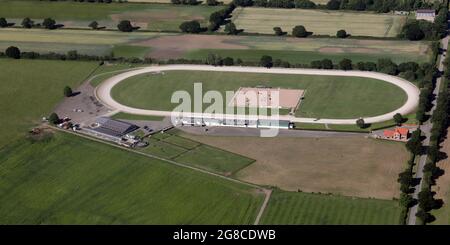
(0, 17, 8, 28)
(273, 26, 284, 36)
(339, 58, 352, 70)
(403, 22, 425, 41)
(321, 59, 333, 69)
(64, 86, 73, 97)
(48, 113, 60, 125)
(399, 193, 413, 208)
(223, 57, 234, 66)
(294, 0, 316, 9)
(393, 113, 403, 125)
(310, 60, 323, 69)
(206, 0, 220, 5)
(21, 17, 34, 28)
(418, 188, 437, 211)
(89, 21, 99, 30)
(179, 20, 202, 33)
(117, 20, 133, 32)
(224, 22, 238, 35)
(356, 118, 365, 128)
(406, 129, 422, 155)
(260, 55, 273, 68)
(377, 58, 398, 75)
(326, 0, 341, 10)
(5, 46, 20, 59)
(42, 18, 56, 29)
(67, 50, 78, 60)
(398, 171, 413, 190)
(416, 209, 434, 223)
(292, 25, 308, 37)
(336, 29, 347, 38)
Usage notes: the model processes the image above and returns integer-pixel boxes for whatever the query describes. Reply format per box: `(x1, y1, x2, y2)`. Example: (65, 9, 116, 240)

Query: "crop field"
(0, 59, 98, 148)
(179, 132, 408, 199)
(144, 34, 431, 63)
(0, 0, 221, 31)
(111, 70, 407, 119)
(260, 191, 401, 224)
(0, 132, 264, 224)
(231, 7, 407, 37)
(139, 130, 255, 175)
(0, 28, 431, 63)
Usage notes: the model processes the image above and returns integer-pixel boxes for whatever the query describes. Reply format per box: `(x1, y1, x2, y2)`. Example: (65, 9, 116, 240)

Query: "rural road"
(95, 65, 420, 125)
(407, 35, 450, 225)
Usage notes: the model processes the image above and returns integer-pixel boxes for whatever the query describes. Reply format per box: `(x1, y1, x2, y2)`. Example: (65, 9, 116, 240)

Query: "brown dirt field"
(433, 132, 450, 201)
(133, 34, 249, 58)
(179, 133, 407, 199)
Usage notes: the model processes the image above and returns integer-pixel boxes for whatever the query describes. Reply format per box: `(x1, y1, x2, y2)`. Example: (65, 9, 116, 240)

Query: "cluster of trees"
(232, 0, 440, 12)
(271, 26, 347, 38)
(179, 20, 203, 33)
(171, 0, 202, 5)
(400, 7, 448, 41)
(209, 4, 236, 31)
(117, 20, 138, 32)
(171, 0, 223, 5)
(42, 0, 114, 3)
(415, 52, 450, 224)
(0, 17, 13, 28)
(1, 17, 61, 29)
(397, 131, 420, 223)
(308, 57, 429, 79)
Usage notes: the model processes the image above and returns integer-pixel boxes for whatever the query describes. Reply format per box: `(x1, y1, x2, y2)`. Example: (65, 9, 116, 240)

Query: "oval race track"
(95, 65, 420, 125)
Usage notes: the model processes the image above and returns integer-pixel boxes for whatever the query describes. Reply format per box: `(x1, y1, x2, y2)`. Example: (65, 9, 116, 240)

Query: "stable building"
(416, 9, 436, 22)
(91, 117, 139, 139)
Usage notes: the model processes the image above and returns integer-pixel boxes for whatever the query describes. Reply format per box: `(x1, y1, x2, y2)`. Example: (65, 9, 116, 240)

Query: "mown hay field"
(260, 191, 401, 225)
(232, 7, 407, 37)
(0, 132, 264, 224)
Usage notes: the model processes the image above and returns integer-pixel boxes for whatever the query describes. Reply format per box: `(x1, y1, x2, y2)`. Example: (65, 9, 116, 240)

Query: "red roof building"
(383, 127, 410, 141)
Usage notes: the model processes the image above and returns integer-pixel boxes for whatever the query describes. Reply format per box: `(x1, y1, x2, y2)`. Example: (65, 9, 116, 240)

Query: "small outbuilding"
(416, 9, 436, 22)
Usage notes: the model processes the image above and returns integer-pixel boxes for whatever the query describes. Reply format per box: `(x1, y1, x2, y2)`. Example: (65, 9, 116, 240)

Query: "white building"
(416, 9, 436, 22)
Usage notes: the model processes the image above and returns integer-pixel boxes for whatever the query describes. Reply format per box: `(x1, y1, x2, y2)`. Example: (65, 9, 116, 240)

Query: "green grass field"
(0, 132, 264, 224)
(111, 70, 407, 119)
(260, 190, 401, 224)
(0, 0, 221, 31)
(139, 130, 255, 174)
(232, 7, 407, 37)
(0, 59, 98, 148)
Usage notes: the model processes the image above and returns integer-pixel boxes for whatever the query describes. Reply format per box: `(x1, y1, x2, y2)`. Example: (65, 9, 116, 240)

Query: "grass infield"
(111, 70, 408, 119)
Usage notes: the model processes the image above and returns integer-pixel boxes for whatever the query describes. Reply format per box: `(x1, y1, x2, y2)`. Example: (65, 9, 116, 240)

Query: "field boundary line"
(254, 189, 272, 225)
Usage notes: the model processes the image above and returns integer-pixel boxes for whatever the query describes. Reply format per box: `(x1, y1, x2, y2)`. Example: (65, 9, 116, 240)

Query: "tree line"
(232, 0, 441, 12)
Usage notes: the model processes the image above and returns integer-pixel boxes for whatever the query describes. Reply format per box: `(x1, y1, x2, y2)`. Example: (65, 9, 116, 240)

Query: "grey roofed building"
(92, 117, 139, 138)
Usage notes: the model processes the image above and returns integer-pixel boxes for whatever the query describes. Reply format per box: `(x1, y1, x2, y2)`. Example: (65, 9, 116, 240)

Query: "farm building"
(383, 127, 409, 141)
(91, 117, 139, 139)
(416, 9, 436, 22)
